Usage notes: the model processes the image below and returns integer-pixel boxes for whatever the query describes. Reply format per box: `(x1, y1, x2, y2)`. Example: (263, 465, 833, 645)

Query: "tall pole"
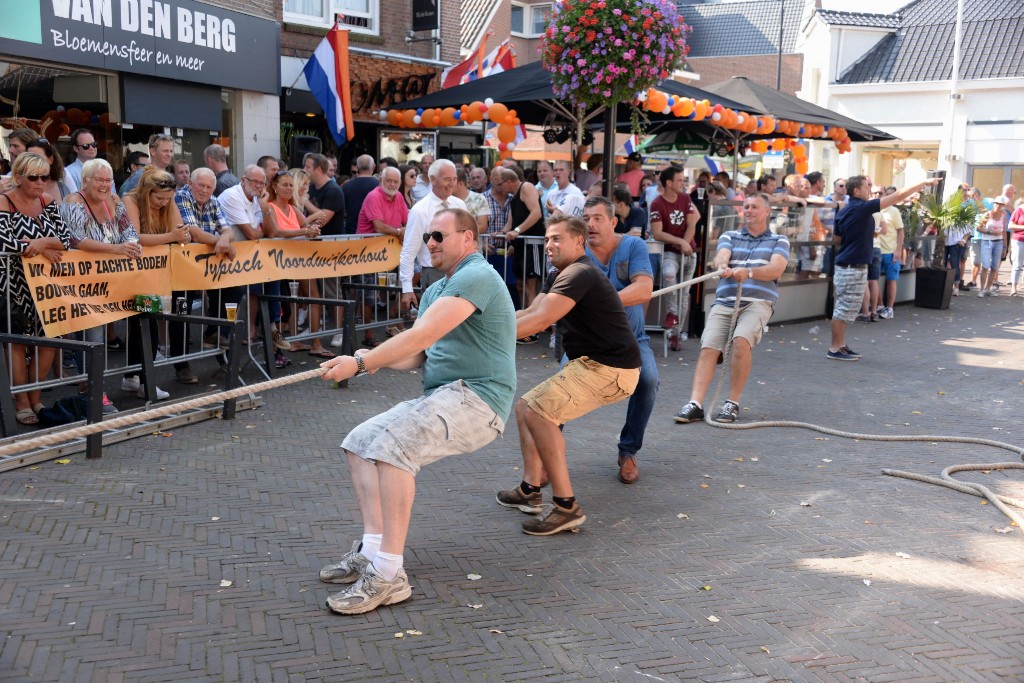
(777, 0, 785, 89)
(602, 106, 616, 199)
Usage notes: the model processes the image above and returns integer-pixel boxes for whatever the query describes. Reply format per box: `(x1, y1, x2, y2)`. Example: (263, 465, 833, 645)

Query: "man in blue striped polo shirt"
(673, 193, 790, 423)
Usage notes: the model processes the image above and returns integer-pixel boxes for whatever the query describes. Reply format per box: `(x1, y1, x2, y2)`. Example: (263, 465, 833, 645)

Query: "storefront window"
(379, 130, 436, 166)
(0, 59, 232, 188)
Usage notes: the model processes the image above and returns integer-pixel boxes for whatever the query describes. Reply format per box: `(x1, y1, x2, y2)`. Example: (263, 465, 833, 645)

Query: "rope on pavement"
(700, 281, 1024, 532)
(0, 367, 328, 458)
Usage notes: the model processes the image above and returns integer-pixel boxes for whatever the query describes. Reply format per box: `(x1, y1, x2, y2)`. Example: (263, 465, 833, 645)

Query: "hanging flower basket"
(541, 0, 690, 111)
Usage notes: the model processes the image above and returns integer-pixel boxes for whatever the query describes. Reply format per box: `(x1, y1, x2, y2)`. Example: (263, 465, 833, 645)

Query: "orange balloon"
(648, 91, 667, 112)
(488, 102, 508, 124)
(440, 107, 457, 126)
(402, 110, 417, 128)
(496, 124, 517, 143)
(771, 139, 787, 151)
(678, 99, 694, 117)
(387, 110, 401, 126)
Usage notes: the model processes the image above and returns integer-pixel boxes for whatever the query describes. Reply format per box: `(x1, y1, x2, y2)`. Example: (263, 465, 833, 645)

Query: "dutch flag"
(303, 22, 354, 146)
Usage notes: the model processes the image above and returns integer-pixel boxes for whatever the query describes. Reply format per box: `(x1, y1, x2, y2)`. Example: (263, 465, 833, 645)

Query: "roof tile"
(677, 0, 805, 57)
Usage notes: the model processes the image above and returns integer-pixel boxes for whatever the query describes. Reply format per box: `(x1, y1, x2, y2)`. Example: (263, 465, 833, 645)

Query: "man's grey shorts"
(832, 266, 868, 323)
(341, 380, 505, 476)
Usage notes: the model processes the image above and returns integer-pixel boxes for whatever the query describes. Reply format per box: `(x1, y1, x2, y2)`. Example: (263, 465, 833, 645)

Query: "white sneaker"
(885, 307, 894, 319)
(154, 351, 167, 362)
(978, 288, 986, 298)
(297, 308, 308, 329)
(952, 286, 960, 296)
(137, 385, 170, 401)
(330, 334, 344, 348)
(121, 375, 141, 392)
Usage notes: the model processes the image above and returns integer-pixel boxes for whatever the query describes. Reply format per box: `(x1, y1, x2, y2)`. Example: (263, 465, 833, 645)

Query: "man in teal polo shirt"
(318, 208, 517, 616)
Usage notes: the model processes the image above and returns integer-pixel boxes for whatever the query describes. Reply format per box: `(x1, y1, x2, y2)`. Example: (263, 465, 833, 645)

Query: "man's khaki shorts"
(342, 380, 504, 476)
(521, 356, 639, 426)
(700, 300, 774, 354)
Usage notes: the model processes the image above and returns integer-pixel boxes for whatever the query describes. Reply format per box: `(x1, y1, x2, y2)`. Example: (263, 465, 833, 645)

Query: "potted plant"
(913, 189, 979, 309)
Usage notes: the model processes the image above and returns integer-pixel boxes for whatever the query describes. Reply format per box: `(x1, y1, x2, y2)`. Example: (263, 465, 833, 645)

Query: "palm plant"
(918, 189, 980, 268)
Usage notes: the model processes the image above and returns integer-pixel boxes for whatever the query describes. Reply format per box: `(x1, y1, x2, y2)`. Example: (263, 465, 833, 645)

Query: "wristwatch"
(747, 268, 754, 280)
(354, 355, 367, 376)
(513, 226, 521, 233)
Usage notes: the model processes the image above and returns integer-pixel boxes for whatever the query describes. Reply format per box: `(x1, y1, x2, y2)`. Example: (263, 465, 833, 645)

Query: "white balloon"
(413, 115, 422, 124)
(379, 110, 388, 121)
(507, 142, 516, 151)
(661, 106, 671, 115)
(484, 98, 494, 107)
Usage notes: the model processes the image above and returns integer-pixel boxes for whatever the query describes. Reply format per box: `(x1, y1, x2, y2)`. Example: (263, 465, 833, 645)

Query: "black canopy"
(701, 77, 896, 142)
(390, 61, 760, 128)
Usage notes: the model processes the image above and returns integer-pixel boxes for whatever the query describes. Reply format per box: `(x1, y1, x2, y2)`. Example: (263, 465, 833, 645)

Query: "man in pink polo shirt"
(357, 166, 408, 236)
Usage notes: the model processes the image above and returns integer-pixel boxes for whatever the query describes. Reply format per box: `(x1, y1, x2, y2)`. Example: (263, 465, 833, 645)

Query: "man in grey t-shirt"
(319, 208, 516, 616)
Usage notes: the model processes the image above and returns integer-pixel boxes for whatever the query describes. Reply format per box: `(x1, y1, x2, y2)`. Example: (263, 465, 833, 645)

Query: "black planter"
(914, 266, 955, 309)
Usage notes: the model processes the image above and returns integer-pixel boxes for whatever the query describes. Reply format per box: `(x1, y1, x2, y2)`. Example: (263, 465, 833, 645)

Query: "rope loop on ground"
(703, 281, 1024, 532)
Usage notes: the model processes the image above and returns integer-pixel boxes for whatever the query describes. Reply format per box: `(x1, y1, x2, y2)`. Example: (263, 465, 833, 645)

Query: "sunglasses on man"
(75, 142, 98, 150)
(421, 229, 472, 245)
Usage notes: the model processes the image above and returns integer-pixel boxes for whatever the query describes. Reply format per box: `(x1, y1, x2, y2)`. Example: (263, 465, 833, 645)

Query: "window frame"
(283, 0, 379, 36)
(510, 2, 551, 39)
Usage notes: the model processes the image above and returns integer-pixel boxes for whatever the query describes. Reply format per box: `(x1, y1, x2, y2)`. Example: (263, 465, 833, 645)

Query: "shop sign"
(412, 0, 439, 32)
(351, 73, 437, 118)
(0, 0, 279, 94)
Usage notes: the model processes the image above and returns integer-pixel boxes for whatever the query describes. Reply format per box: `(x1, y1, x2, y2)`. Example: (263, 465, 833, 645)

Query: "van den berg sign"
(1, 0, 279, 94)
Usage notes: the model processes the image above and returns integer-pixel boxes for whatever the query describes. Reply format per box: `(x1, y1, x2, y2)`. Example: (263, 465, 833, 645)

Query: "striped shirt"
(714, 226, 790, 307)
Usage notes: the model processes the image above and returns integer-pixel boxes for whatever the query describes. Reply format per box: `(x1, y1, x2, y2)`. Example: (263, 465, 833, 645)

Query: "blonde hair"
(127, 167, 178, 234)
(11, 151, 50, 184)
(288, 169, 309, 214)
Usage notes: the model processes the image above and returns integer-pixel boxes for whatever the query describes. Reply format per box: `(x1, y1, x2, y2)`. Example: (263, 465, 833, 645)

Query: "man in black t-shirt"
(497, 215, 641, 536)
(306, 153, 346, 236)
(306, 153, 347, 342)
(341, 154, 379, 234)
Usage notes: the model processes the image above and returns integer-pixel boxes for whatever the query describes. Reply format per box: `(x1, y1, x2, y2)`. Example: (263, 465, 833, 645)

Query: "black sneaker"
(673, 401, 704, 423)
(522, 502, 586, 536)
(839, 346, 860, 358)
(106, 336, 126, 351)
(496, 485, 542, 514)
(714, 400, 739, 423)
(516, 335, 539, 345)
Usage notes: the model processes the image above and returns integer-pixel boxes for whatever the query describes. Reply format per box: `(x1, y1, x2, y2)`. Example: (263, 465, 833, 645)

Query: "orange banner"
(168, 236, 399, 290)
(22, 236, 400, 337)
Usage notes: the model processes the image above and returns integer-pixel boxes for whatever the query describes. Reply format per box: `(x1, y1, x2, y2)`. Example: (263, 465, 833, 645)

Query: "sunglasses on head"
(22, 174, 48, 183)
(33, 137, 50, 147)
(76, 141, 98, 149)
(153, 179, 176, 189)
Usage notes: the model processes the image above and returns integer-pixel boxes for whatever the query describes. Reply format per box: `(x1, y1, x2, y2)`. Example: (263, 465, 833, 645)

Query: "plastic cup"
(289, 281, 299, 297)
(377, 273, 388, 287)
(159, 295, 171, 313)
(224, 303, 238, 322)
(387, 273, 397, 287)
(697, 187, 706, 200)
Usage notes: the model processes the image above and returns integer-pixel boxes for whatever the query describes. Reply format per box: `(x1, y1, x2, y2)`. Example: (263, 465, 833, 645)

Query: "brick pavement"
(1, 285, 1022, 682)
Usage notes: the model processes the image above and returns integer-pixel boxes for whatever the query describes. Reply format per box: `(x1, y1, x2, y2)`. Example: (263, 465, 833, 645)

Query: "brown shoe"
(617, 455, 638, 484)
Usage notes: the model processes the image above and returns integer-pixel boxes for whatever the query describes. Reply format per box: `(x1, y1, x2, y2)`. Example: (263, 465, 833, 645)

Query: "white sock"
(360, 533, 382, 563)
(690, 400, 703, 409)
(372, 551, 404, 581)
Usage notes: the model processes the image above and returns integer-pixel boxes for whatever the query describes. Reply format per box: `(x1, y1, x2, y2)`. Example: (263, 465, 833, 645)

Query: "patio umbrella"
(701, 77, 895, 142)
(390, 61, 760, 130)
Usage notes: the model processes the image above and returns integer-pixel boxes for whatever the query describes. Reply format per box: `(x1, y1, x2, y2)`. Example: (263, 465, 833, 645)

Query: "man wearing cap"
(615, 153, 646, 202)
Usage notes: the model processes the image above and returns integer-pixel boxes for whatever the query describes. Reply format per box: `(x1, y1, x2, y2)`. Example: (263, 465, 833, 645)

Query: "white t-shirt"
(218, 184, 263, 242)
(549, 182, 585, 217)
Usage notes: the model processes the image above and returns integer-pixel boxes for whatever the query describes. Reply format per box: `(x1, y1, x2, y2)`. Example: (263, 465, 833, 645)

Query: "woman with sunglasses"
(25, 137, 77, 199)
(261, 170, 335, 358)
(62, 158, 152, 408)
(0, 152, 71, 425)
(122, 168, 200, 386)
(399, 164, 418, 209)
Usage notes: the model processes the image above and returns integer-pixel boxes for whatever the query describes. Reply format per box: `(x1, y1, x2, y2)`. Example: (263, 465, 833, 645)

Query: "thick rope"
(0, 367, 328, 458)
(700, 280, 1024, 531)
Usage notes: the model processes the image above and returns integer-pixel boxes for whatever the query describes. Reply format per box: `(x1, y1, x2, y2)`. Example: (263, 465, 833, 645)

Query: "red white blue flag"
(304, 21, 354, 146)
(441, 39, 516, 89)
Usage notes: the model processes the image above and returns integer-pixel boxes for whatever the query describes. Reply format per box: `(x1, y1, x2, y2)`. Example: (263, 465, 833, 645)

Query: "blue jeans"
(617, 338, 659, 458)
(561, 338, 659, 459)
